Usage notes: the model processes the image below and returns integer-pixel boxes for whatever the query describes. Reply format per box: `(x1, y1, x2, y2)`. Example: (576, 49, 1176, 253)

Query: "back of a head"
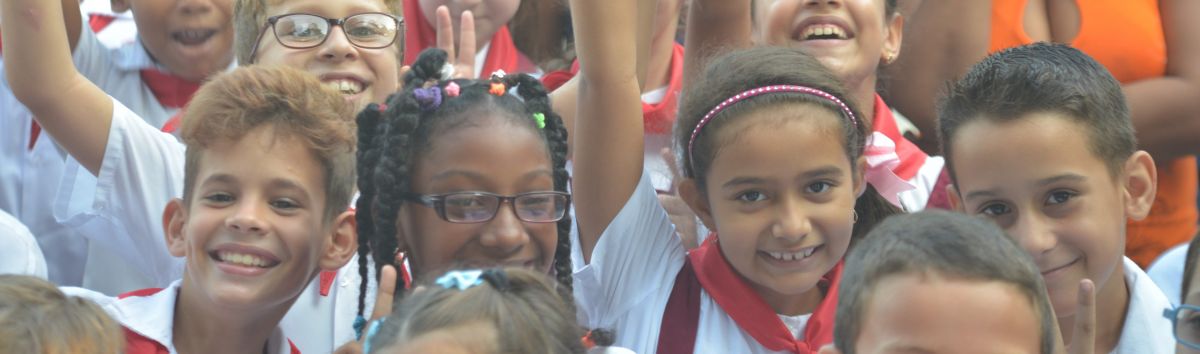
(938, 42, 1135, 179)
(0, 275, 124, 354)
(366, 267, 586, 354)
(833, 211, 1055, 354)
(180, 65, 357, 221)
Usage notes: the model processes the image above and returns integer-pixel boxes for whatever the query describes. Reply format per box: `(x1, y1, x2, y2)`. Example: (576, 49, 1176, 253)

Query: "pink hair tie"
(686, 85, 858, 170)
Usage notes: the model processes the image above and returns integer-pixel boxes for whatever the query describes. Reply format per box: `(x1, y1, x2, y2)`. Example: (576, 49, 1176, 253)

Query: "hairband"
(436, 269, 484, 290)
(686, 85, 858, 169)
(361, 317, 386, 353)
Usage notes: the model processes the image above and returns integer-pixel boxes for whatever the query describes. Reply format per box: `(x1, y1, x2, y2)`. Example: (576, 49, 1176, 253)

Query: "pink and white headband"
(686, 85, 859, 169)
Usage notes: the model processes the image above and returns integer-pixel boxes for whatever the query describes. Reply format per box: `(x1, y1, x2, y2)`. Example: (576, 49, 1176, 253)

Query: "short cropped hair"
(0, 275, 124, 354)
(938, 42, 1136, 179)
(233, 0, 404, 65)
(181, 65, 357, 221)
(833, 211, 1056, 354)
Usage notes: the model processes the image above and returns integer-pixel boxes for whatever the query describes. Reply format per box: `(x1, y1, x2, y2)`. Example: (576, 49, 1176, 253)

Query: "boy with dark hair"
(822, 210, 1058, 354)
(940, 42, 1172, 353)
(65, 64, 358, 353)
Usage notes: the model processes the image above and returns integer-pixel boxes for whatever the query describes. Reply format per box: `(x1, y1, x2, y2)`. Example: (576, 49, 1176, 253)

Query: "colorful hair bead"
(532, 113, 546, 129)
(445, 82, 461, 97)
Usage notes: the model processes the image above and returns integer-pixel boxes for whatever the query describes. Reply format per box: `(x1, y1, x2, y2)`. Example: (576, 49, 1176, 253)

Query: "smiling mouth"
(172, 29, 217, 46)
(764, 245, 822, 262)
(210, 250, 280, 268)
(322, 79, 366, 95)
(1040, 257, 1081, 276)
(794, 24, 853, 41)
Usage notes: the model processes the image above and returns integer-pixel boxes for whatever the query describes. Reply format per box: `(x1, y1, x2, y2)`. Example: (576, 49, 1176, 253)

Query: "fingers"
(435, 6, 455, 58)
(1068, 278, 1095, 354)
(660, 147, 683, 193)
(369, 265, 398, 321)
(456, 10, 477, 78)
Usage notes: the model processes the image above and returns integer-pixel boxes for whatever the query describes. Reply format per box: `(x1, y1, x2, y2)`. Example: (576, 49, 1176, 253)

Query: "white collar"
(1111, 257, 1174, 354)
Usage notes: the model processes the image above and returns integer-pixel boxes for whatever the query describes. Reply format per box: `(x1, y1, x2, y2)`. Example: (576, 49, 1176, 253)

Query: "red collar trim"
(688, 235, 841, 353)
(870, 95, 927, 181)
(641, 43, 685, 134)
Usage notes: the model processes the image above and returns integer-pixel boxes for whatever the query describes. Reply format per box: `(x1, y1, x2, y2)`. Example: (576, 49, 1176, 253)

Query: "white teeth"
(767, 247, 819, 262)
(323, 79, 364, 95)
(804, 247, 815, 257)
(802, 24, 847, 40)
(217, 251, 272, 268)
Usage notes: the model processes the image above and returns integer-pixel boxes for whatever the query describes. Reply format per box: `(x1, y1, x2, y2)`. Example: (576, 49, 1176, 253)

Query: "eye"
(1045, 190, 1076, 206)
(735, 191, 768, 203)
(806, 181, 833, 194)
(203, 193, 234, 204)
(270, 199, 300, 210)
(977, 202, 1011, 217)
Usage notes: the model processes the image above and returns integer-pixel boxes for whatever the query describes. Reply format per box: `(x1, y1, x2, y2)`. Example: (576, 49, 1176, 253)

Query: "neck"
(749, 279, 825, 316)
(643, 24, 678, 94)
(1058, 263, 1129, 352)
(172, 274, 294, 354)
(850, 76, 878, 129)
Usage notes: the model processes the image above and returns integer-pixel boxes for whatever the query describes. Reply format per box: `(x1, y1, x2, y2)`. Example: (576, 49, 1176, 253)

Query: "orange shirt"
(990, 0, 1197, 267)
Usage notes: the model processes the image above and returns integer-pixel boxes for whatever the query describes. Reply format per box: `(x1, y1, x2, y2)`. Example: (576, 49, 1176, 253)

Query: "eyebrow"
(964, 173, 1087, 201)
(720, 166, 843, 189)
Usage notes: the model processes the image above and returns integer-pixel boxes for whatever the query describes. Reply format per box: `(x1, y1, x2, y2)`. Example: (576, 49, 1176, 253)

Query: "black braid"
(353, 103, 385, 320)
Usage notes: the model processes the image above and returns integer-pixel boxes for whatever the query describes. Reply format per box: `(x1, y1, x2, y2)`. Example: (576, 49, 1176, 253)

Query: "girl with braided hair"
(351, 47, 577, 339)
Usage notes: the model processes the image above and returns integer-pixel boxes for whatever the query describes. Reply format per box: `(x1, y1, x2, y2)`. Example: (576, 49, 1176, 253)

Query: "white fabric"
(0, 16, 178, 290)
(54, 99, 375, 353)
(778, 313, 811, 341)
(574, 171, 801, 354)
(0, 209, 48, 278)
(1148, 242, 1188, 306)
(1110, 257, 1174, 354)
(62, 280, 294, 354)
(79, 0, 138, 48)
(896, 155, 945, 213)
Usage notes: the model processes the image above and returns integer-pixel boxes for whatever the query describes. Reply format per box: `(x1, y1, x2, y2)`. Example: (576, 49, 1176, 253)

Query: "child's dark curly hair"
(354, 48, 574, 325)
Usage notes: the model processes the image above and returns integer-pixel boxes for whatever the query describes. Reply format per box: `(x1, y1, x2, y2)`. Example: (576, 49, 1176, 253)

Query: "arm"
(1121, 0, 1200, 160)
(4, 0, 113, 175)
(881, 0, 991, 152)
(570, 0, 645, 262)
(681, 0, 752, 89)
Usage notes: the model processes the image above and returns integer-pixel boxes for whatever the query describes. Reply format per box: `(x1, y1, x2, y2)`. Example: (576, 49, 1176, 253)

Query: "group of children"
(0, 0, 1197, 353)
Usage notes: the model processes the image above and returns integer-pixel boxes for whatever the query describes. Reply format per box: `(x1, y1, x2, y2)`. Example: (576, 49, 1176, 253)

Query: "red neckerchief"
(118, 288, 302, 353)
(22, 14, 147, 150)
(541, 43, 686, 134)
(402, 0, 530, 78)
(138, 68, 202, 109)
(689, 236, 841, 353)
(870, 95, 927, 181)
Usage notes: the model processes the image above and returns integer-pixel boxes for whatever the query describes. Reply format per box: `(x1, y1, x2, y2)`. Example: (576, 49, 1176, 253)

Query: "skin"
(163, 126, 356, 354)
(252, 0, 403, 113)
(418, 0, 519, 53)
(679, 104, 863, 315)
(398, 117, 558, 279)
(947, 113, 1157, 352)
(886, 0, 1200, 158)
(110, 0, 236, 81)
(829, 273, 1043, 354)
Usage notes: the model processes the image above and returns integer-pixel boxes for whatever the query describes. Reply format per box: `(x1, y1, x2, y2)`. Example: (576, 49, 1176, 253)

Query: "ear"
(678, 178, 716, 232)
(853, 155, 868, 198)
(1122, 151, 1157, 221)
(110, 0, 131, 13)
(320, 210, 359, 271)
(881, 12, 904, 64)
(947, 184, 964, 212)
(163, 198, 188, 258)
(817, 344, 843, 354)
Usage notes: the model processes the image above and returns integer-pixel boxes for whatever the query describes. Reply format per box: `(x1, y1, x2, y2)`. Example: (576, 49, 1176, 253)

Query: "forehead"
(194, 127, 325, 189)
(265, 0, 393, 17)
(950, 113, 1111, 189)
(706, 103, 848, 176)
(414, 118, 551, 180)
(857, 273, 1042, 353)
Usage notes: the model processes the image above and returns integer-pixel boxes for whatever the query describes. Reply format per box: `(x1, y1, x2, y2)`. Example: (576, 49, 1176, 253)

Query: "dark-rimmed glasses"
(402, 191, 571, 224)
(1164, 304, 1200, 350)
(248, 12, 402, 62)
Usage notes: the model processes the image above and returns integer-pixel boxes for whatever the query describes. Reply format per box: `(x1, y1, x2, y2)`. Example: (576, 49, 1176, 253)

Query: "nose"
(478, 201, 531, 254)
(177, 0, 214, 16)
(805, 0, 842, 8)
(318, 26, 360, 62)
(226, 198, 268, 235)
(771, 197, 812, 242)
(1010, 210, 1058, 259)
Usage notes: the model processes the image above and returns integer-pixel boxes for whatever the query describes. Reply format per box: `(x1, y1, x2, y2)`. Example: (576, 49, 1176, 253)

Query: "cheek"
(485, 0, 521, 20)
(418, 0, 447, 21)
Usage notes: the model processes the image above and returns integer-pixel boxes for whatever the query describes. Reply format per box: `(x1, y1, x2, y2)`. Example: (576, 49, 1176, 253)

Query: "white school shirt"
(0, 17, 183, 290)
(573, 171, 803, 354)
(55, 98, 377, 353)
(0, 209, 48, 278)
(79, 0, 138, 48)
(62, 280, 296, 354)
(1147, 243, 1188, 306)
(1111, 257, 1174, 354)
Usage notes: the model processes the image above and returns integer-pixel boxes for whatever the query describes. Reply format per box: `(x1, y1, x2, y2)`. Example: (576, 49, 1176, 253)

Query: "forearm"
(2, 0, 114, 175)
(681, 0, 751, 88)
(1124, 78, 1200, 159)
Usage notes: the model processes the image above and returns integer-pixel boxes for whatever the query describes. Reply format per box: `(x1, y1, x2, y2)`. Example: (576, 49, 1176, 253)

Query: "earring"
(885, 53, 897, 64)
(852, 210, 859, 223)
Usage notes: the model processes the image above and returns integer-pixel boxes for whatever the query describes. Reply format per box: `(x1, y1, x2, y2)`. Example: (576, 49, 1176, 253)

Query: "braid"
(370, 94, 421, 292)
(506, 74, 575, 305)
(354, 103, 386, 320)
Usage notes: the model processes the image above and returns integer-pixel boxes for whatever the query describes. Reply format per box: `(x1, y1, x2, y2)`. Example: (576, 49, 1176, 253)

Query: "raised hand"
(434, 6, 478, 79)
(1066, 279, 1096, 354)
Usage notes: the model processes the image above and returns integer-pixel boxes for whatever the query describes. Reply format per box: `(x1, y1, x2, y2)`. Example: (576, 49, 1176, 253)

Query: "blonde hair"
(367, 268, 586, 354)
(0, 275, 124, 354)
(233, 0, 404, 65)
(180, 65, 357, 221)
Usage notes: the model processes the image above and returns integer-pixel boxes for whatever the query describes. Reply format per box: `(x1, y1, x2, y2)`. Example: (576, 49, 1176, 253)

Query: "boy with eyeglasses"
(1, 0, 404, 350)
